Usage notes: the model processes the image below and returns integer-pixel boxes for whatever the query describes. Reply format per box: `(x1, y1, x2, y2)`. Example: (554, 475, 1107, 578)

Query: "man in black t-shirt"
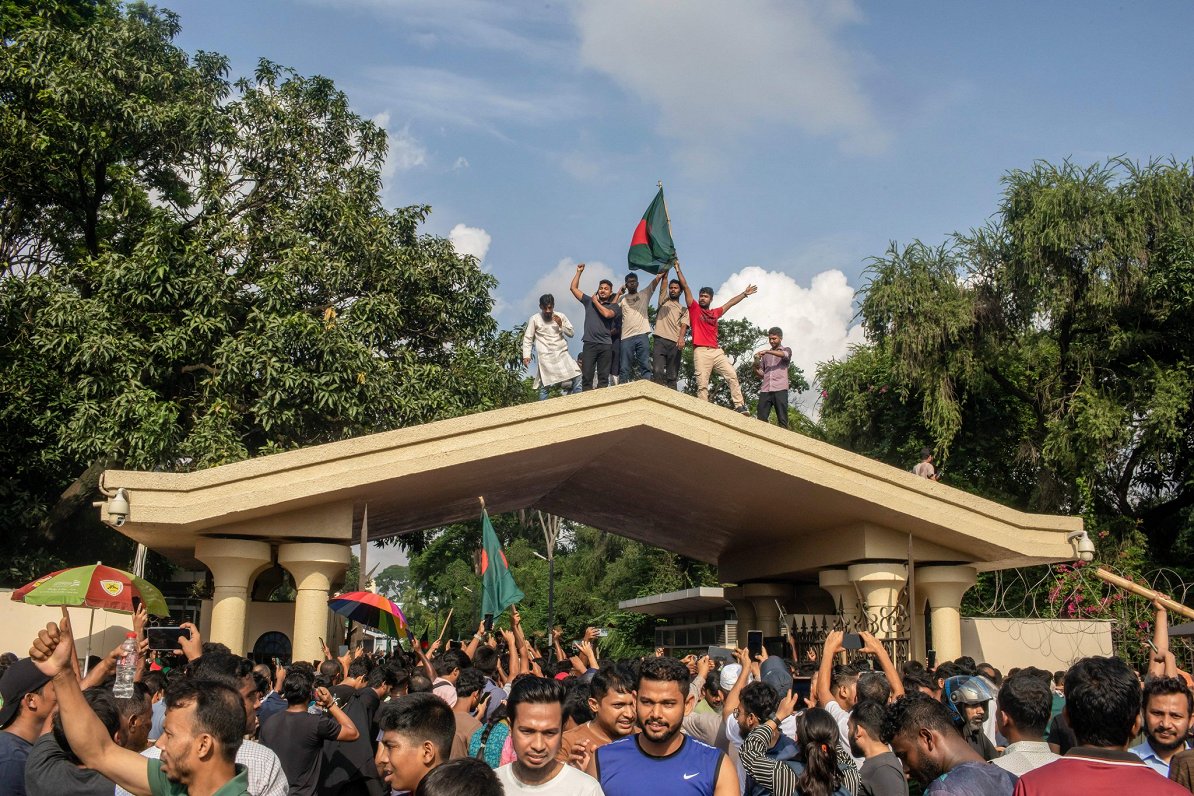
(569, 262, 622, 390)
(258, 669, 359, 796)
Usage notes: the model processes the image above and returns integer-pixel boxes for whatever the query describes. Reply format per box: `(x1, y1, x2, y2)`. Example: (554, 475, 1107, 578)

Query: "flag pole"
(658, 180, 677, 266)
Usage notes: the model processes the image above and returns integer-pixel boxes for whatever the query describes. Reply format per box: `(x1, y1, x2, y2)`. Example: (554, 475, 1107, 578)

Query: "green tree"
(854, 159, 1194, 559)
(0, 6, 524, 585)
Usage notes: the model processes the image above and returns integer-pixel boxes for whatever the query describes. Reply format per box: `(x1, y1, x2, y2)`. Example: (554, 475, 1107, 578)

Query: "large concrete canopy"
(101, 381, 1081, 582)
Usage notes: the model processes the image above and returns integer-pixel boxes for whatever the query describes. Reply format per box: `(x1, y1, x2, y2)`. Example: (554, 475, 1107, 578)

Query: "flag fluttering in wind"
(480, 508, 524, 618)
(628, 186, 676, 274)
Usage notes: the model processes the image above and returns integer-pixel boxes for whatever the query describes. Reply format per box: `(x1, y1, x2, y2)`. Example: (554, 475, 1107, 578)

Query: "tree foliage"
(837, 159, 1194, 560)
(0, 5, 524, 584)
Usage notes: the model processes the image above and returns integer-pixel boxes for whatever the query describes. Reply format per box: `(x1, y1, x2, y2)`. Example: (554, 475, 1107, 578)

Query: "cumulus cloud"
(575, 0, 887, 156)
(449, 224, 492, 265)
(716, 266, 866, 407)
(372, 112, 427, 178)
(511, 257, 618, 322)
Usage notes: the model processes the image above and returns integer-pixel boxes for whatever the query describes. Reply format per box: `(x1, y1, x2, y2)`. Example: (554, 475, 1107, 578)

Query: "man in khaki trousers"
(673, 261, 756, 413)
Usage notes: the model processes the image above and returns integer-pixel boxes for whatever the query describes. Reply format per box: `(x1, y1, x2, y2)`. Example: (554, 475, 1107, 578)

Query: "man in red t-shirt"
(674, 261, 756, 413)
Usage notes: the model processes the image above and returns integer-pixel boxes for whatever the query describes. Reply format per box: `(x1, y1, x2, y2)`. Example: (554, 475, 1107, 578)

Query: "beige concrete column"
(848, 562, 907, 639)
(727, 595, 757, 637)
(917, 565, 977, 661)
(912, 594, 929, 664)
(279, 542, 350, 664)
(818, 568, 861, 624)
(195, 538, 272, 656)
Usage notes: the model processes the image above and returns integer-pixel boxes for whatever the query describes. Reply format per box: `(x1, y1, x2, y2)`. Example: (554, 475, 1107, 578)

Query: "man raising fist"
(30, 608, 251, 796)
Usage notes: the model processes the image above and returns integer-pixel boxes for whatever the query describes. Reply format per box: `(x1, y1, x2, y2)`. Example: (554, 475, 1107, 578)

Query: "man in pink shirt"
(673, 261, 756, 413)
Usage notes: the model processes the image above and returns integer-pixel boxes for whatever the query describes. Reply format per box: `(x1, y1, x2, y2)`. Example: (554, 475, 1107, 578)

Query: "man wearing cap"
(0, 658, 57, 796)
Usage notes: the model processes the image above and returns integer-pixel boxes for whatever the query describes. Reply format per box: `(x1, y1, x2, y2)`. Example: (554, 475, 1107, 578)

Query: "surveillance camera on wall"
(106, 488, 130, 527)
(1067, 530, 1095, 563)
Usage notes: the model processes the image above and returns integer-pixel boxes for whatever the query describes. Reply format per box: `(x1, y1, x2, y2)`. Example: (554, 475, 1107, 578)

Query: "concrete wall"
(0, 590, 134, 663)
(961, 617, 1113, 672)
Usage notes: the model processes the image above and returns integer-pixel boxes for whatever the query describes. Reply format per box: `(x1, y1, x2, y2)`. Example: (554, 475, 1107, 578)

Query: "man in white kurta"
(523, 293, 582, 400)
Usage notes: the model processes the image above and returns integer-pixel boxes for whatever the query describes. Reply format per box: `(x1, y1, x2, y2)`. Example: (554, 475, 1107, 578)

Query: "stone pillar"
(917, 565, 977, 662)
(818, 569, 861, 624)
(848, 562, 907, 639)
(727, 594, 757, 637)
(279, 542, 350, 664)
(195, 538, 272, 656)
(912, 593, 929, 664)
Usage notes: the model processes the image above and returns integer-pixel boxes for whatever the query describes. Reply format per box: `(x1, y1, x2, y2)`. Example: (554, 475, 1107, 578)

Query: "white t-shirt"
(495, 762, 606, 795)
(824, 700, 865, 767)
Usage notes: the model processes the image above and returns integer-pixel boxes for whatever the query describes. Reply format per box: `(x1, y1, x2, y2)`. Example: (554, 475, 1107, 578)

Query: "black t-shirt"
(580, 294, 621, 345)
(259, 710, 343, 796)
(322, 687, 384, 790)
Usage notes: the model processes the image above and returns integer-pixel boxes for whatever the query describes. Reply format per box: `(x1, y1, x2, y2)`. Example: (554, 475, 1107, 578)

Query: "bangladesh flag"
(480, 509, 524, 618)
(628, 187, 676, 274)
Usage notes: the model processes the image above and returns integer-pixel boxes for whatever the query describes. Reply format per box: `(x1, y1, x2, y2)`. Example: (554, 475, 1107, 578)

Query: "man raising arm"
(30, 609, 249, 796)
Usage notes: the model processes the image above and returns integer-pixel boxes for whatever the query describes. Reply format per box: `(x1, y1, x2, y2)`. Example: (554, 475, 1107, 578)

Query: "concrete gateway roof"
(101, 381, 1081, 581)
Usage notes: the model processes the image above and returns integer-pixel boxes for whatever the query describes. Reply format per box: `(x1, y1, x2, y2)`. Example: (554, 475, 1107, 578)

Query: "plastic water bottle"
(114, 632, 138, 698)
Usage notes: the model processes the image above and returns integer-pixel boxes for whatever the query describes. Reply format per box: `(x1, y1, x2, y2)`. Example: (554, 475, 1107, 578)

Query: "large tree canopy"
(827, 159, 1194, 558)
(0, 4, 524, 583)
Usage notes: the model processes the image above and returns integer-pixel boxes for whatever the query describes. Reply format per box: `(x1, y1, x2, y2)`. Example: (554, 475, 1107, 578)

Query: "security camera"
(1067, 530, 1095, 563)
(106, 488, 130, 527)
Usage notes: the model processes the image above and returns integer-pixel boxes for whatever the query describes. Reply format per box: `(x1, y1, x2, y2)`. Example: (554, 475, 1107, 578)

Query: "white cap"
(720, 663, 743, 691)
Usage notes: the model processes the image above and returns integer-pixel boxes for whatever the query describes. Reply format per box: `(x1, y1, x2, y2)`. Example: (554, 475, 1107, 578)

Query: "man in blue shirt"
(1130, 676, 1192, 777)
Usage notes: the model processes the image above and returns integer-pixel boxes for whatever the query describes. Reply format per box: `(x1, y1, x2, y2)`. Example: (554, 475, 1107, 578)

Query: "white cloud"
(716, 265, 866, 410)
(511, 257, 618, 322)
(358, 66, 583, 136)
(372, 112, 427, 178)
(449, 224, 492, 265)
(452, 156, 470, 170)
(575, 0, 887, 157)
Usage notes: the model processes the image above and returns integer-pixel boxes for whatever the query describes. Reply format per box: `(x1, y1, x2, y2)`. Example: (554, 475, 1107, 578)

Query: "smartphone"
(792, 677, 812, 703)
(484, 614, 494, 633)
(927, 649, 937, 669)
(842, 633, 864, 651)
(147, 626, 191, 651)
(747, 630, 763, 659)
(707, 646, 734, 663)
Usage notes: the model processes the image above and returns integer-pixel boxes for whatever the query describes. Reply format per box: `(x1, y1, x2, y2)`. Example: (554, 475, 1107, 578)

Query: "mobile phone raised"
(747, 630, 763, 658)
(147, 626, 191, 651)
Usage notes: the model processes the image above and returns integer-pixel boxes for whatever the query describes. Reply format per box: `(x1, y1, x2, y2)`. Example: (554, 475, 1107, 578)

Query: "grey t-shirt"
(860, 751, 908, 796)
(580, 294, 621, 345)
(24, 733, 115, 796)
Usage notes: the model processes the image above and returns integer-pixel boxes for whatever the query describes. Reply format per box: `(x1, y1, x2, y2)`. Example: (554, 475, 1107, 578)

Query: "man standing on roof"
(672, 261, 755, 414)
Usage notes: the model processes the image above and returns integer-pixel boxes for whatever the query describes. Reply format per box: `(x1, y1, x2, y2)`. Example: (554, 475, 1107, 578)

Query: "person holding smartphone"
(258, 669, 359, 795)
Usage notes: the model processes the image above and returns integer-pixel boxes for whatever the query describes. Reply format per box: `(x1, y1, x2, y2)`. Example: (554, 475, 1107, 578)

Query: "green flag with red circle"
(628, 187, 676, 275)
(480, 509, 523, 618)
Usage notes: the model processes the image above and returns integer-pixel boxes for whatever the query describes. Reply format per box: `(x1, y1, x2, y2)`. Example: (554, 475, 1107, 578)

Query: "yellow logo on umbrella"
(100, 580, 125, 597)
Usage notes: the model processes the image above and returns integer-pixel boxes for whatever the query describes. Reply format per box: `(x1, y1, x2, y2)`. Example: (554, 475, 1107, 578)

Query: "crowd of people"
(522, 262, 793, 426)
(2, 598, 1194, 796)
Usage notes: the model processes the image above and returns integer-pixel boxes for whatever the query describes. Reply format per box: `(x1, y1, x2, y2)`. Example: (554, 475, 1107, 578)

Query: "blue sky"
(163, 0, 1194, 400)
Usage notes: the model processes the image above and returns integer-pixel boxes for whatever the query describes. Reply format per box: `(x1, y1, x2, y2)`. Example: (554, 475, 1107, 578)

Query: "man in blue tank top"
(591, 657, 738, 795)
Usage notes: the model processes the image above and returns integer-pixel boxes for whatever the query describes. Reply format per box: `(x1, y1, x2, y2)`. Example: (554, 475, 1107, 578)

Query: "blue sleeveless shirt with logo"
(596, 734, 726, 796)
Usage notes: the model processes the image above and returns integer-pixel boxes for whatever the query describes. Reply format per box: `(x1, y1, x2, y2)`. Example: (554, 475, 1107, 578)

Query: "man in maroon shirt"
(1013, 656, 1187, 795)
(673, 260, 756, 414)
